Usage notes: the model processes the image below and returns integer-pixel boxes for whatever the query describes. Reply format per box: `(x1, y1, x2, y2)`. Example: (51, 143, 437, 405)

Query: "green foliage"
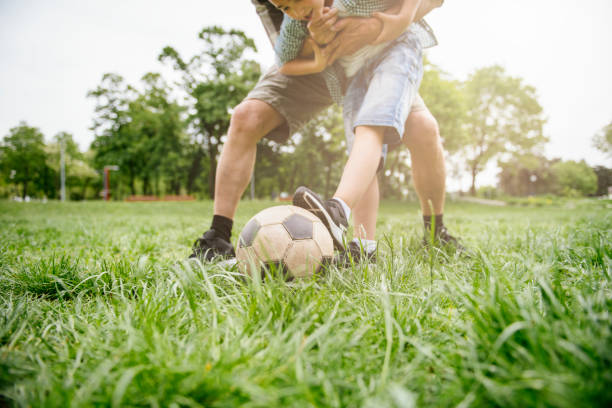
(159, 26, 261, 198)
(500, 156, 603, 198)
(89, 73, 188, 197)
(592, 120, 612, 160)
(0, 201, 611, 406)
(551, 160, 598, 197)
(462, 66, 548, 195)
(46, 132, 99, 200)
(419, 59, 467, 153)
(592, 165, 612, 196)
(498, 154, 557, 196)
(0, 122, 52, 198)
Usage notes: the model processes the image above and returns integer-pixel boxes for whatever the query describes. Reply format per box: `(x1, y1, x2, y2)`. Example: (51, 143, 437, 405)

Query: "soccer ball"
(236, 205, 334, 279)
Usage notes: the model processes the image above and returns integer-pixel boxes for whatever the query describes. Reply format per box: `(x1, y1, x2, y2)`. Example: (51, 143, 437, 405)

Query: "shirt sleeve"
(274, 16, 309, 66)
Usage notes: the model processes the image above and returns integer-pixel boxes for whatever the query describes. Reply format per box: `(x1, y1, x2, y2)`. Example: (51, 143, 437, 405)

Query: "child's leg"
(333, 125, 385, 209)
(352, 176, 379, 240)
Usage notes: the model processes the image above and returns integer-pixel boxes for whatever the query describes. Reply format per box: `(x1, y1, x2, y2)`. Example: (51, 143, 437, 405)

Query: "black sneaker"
(422, 225, 466, 252)
(292, 186, 348, 250)
(335, 241, 377, 267)
(189, 229, 236, 262)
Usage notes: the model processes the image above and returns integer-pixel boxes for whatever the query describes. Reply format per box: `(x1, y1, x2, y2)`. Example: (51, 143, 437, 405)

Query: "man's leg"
(191, 66, 333, 261)
(214, 100, 284, 219)
(349, 108, 441, 254)
(189, 100, 284, 261)
(402, 107, 462, 248)
(401, 108, 446, 216)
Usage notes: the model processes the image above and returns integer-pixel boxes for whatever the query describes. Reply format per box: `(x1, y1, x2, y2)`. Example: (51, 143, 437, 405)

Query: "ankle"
(211, 215, 233, 242)
(423, 214, 444, 234)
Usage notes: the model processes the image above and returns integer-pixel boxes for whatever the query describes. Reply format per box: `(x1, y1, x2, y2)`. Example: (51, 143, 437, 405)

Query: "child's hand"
(308, 38, 330, 72)
(371, 11, 411, 44)
(307, 7, 339, 45)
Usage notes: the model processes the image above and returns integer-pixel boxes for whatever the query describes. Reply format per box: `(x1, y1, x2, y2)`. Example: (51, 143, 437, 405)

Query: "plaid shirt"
(252, 0, 440, 103)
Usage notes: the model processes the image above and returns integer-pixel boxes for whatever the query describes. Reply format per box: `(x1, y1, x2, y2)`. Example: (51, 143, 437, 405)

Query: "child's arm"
(372, 0, 441, 45)
(278, 38, 329, 76)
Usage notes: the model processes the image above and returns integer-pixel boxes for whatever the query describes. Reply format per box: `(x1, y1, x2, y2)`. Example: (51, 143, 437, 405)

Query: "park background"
(1, 1, 612, 406)
(1, 0, 611, 201)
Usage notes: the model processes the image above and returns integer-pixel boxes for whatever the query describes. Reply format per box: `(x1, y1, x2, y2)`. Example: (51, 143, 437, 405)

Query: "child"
(270, 0, 433, 258)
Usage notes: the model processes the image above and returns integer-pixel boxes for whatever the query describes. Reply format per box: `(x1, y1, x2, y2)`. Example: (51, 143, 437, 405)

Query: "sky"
(1, 0, 611, 188)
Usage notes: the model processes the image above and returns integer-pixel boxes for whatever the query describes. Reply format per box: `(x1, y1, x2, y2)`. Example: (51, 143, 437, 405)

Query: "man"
(190, 0, 460, 261)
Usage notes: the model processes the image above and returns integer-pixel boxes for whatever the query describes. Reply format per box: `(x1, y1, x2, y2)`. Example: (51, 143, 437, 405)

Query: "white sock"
(353, 238, 377, 253)
(332, 196, 351, 220)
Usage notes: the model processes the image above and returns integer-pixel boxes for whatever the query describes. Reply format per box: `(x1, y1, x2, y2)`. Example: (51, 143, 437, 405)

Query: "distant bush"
(505, 195, 558, 207)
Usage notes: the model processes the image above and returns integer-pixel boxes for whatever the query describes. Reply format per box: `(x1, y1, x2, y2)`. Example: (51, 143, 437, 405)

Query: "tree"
(551, 160, 597, 197)
(419, 59, 468, 154)
(46, 132, 99, 200)
(128, 73, 188, 195)
(592, 121, 612, 161)
(462, 66, 548, 195)
(0, 122, 50, 198)
(88, 73, 141, 195)
(159, 26, 261, 197)
(592, 165, 612, 196)
(289, 106, 346, 198)
(498, 154, 557, 196)
(88, 73, 187, 197)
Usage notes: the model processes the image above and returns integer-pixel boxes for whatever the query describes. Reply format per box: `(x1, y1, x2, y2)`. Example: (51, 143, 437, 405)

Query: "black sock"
(211, 215, 233, 242)
(423, 214, 444, 234)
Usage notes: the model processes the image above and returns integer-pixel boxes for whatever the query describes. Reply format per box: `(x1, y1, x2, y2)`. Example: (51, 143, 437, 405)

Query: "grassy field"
(1, 199, 611, 407)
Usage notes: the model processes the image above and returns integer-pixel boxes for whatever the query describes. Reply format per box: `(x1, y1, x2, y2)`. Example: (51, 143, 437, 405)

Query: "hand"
(323, 17, 383, 65)
(308, 38, 330, 72)
(371, 11, 411, 44)
(307, 7, 339, 45)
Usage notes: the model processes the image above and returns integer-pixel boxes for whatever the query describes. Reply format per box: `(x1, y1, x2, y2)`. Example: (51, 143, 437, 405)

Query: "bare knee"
(228, 100, 283, 146)
(402, 110, 442, 153)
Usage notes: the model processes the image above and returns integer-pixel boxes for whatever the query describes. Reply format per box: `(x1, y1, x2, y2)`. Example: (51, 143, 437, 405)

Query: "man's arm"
(313, 0, 444, 64)
(371, 0, 424, 45)
(414, 0, 444, 22)
(320, 18, 383, 65)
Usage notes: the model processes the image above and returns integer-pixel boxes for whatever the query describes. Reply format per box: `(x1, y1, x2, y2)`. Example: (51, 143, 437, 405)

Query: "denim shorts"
(245, 58, 426, 145)
(343, 29, 424, 159)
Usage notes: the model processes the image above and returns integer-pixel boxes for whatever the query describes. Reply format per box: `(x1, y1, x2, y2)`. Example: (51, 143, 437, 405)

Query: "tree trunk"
(81, 179, 90, 200)
(470, 165, 478, 196)
(187, 148, 204, 195)
(129, 170, 136, 195)
(172, 178, 181, 195)
(143, 175, 150, 195)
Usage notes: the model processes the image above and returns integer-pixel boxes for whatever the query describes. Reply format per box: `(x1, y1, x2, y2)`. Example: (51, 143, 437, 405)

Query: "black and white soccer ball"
(236, 205, 334, 279)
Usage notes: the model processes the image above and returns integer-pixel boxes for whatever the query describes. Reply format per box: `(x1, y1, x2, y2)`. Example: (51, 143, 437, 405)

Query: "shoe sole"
(293, 187, 346, 251)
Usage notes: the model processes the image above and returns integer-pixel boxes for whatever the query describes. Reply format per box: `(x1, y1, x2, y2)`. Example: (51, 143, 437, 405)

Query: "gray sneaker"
(292, 186, 348, 251)
(335, 241, 377, 267)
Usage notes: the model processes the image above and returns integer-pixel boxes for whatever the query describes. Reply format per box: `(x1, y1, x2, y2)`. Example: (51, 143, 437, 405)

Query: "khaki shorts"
(246, 65, 426, 144)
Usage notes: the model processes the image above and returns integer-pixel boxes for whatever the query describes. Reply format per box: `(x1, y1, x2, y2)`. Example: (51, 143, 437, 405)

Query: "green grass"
(0, 199, 611, 407)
